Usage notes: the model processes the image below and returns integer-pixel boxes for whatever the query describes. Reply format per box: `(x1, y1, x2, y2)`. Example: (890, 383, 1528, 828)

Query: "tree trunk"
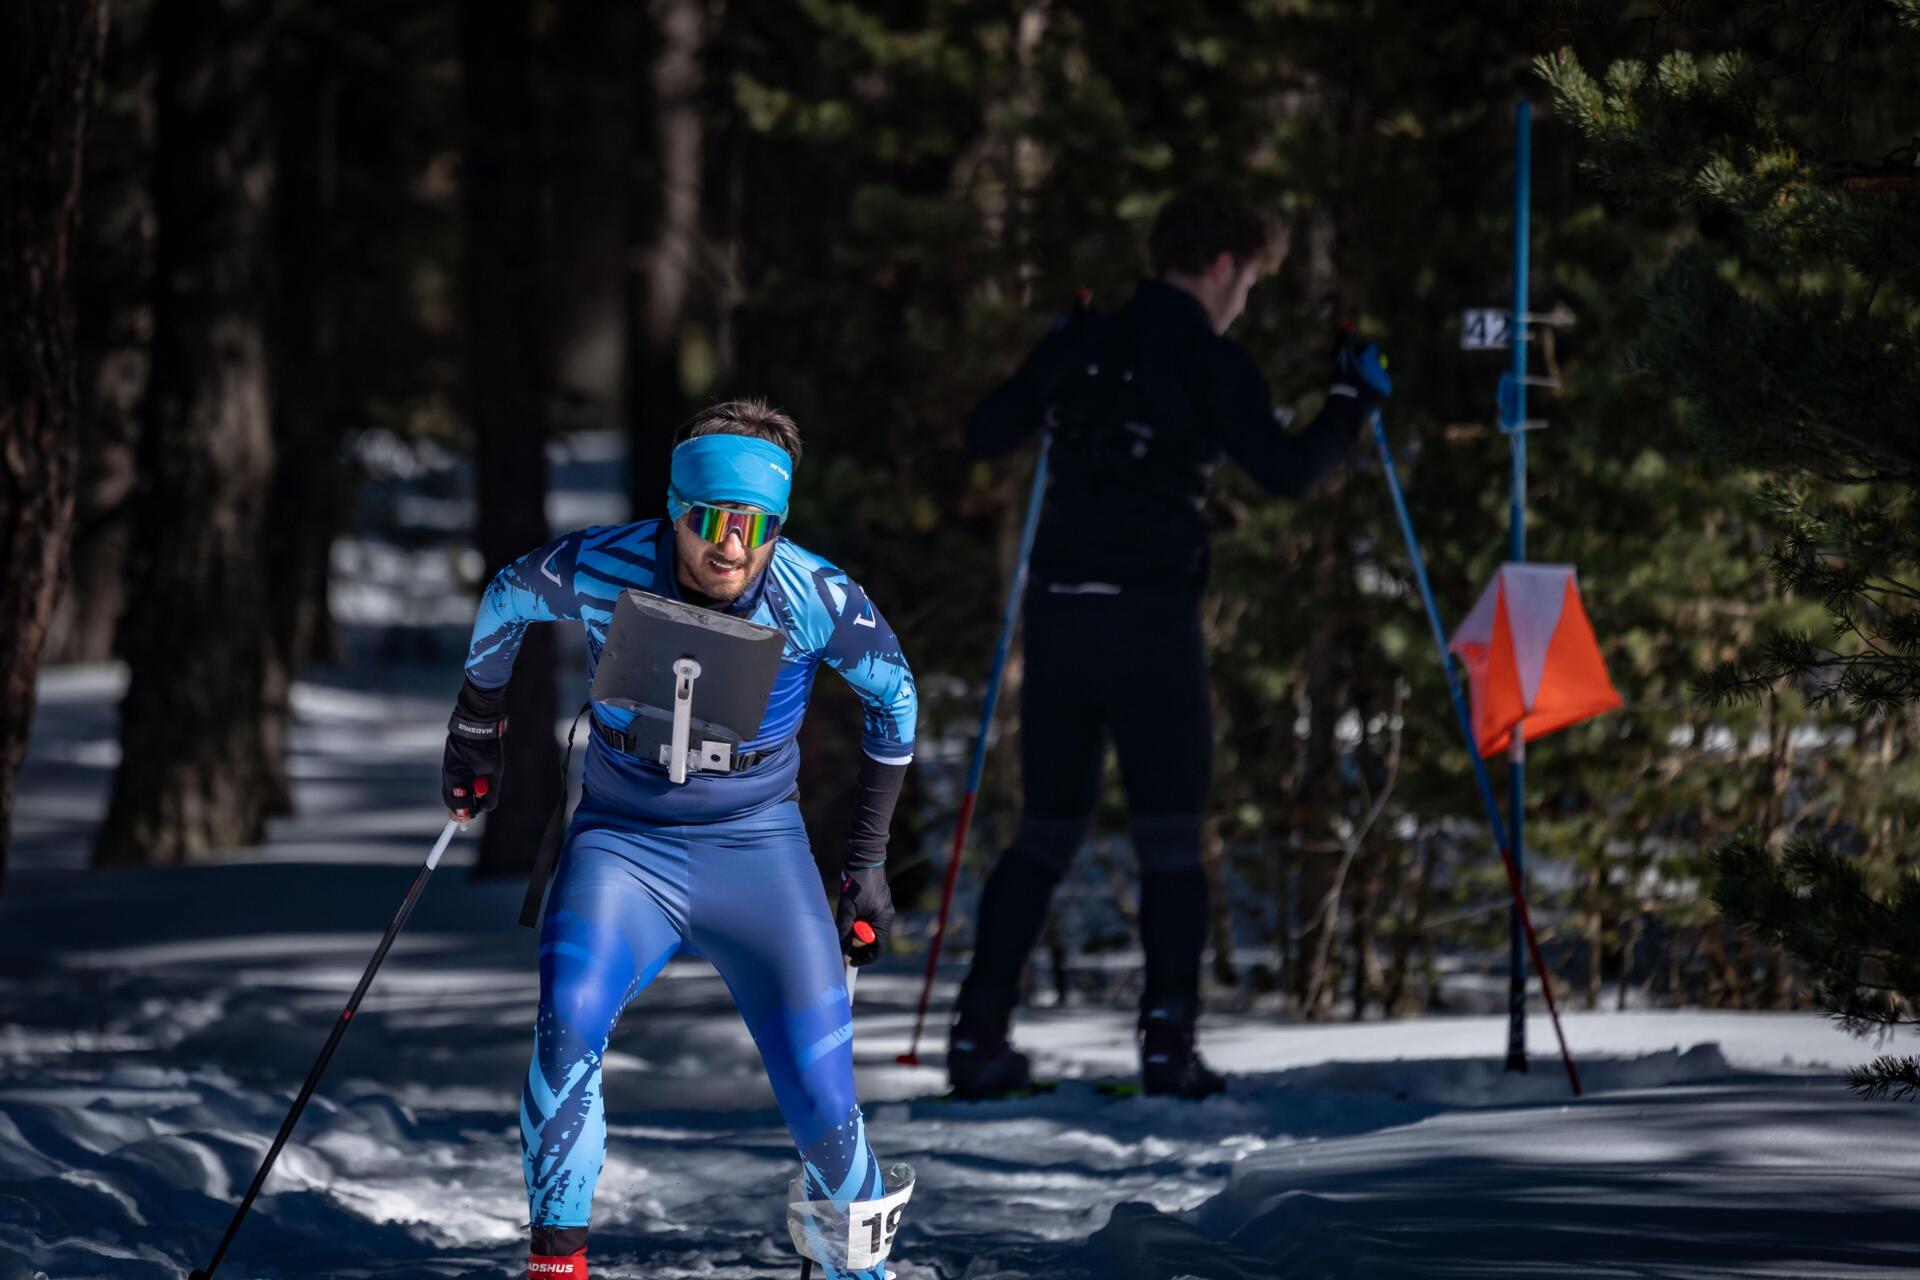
(47, 3, 152, 668)
(1616, 907, 1640, 1013)
(546, 0, 638, 443)
(1383, 833, 1438, 1015)
(44, 455, 135, 665)
(1288, 528, 1345, 1017)
(626, 0, 704, 515)
(262, 47, 348, 817)
(1585, 866, 1604, 1010)
(1348, 855, 1385, 1021)
(1203, 820, 1238, 988)
(96, 0, 279, 867)
(463, 0, 559, 877)
(0, 0, 108, 881)
(1042, 916, 1070, 1006)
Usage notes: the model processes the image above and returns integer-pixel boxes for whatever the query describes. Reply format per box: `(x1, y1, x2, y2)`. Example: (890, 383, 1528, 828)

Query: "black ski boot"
(946, 991, 1033, 1100)
(947, 1020, 1033, 1099)
(1139, 1004, 1225, 1100)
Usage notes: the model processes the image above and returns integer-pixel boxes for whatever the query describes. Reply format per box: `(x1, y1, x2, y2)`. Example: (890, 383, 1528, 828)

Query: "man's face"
(1207, 252, 1264, 334)
(674, 503, 778, 602)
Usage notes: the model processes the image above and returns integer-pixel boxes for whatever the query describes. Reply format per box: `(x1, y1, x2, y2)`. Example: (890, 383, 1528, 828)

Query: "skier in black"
(948, 184, 1390, 1099)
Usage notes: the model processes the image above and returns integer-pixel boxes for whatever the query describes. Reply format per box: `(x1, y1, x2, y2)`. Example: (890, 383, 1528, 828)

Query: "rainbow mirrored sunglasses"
(685, 502, 783, 549)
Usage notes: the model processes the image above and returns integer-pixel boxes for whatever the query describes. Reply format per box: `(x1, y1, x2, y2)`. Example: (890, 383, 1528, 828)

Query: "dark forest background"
(6, 0, 1920, 1037)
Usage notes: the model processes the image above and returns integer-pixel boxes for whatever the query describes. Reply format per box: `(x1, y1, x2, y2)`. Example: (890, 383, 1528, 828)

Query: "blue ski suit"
(463, 517, 916, 1273)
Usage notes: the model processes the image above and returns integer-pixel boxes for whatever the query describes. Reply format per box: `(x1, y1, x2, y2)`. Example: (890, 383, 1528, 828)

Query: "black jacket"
(967, 280, 1361, 589)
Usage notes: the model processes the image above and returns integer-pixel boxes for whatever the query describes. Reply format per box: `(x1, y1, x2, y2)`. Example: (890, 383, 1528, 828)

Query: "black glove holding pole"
(838, 867, 895, 967)
(443, 677, 507, 822)
(836, 755, 907, 965)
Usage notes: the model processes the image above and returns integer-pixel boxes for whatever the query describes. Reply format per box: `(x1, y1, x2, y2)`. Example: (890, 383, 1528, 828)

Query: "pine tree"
(1545, 0, 1920, 1087)
(96, 0, 282, 865)
(703, 0, 1847, 1017)
(0, 0, 108, 882)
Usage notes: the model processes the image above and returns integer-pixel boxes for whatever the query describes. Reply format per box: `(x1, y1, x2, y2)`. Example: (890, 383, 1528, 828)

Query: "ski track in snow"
(8, 666, 1920, 1280)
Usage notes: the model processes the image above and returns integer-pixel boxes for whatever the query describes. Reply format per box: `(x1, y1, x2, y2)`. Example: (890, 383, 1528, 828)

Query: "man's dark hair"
(675, 398, 804, 466)
(1148, 185, 1271, 278)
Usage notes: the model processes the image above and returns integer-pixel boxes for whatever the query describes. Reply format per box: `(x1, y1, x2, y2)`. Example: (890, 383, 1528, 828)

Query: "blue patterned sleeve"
(822, 576, 918, 764)
(462, 531, 587, 690)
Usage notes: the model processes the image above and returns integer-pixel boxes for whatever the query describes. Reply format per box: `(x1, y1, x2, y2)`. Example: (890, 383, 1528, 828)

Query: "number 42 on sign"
(1461, 308, 1511, 350)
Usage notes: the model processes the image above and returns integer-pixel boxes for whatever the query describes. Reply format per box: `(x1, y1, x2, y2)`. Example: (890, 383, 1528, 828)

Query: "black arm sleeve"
(1205, 340, 1365, 499)
(965, 318, 1092, 458)
(844, 754, 909, 870)
(452, 675, 507, 725)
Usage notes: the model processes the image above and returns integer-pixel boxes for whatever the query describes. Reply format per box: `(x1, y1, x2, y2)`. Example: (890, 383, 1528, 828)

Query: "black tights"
(957, 587, 1212, 1030)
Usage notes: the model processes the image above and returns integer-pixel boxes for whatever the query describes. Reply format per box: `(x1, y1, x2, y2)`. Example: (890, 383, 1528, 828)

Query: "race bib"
(787, 1165, 916, 1269)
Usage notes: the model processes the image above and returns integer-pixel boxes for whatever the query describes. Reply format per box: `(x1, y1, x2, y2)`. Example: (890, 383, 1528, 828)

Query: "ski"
(923, 1078, 1060, 1104)
(915, 1077, 1201, 1104)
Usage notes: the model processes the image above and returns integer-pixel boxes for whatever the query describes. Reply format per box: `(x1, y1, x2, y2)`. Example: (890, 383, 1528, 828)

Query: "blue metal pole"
(1369, 409, 1582, 1096)
(965, 441, 1050, 796)
(898, 440, 1050, 1065)
(1371, 416, 1510, 839)
(1505, 100, 1533, 1073)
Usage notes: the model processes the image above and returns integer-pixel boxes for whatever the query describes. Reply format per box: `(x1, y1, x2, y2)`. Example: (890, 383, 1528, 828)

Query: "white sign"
(1461, 308, 1511, 350)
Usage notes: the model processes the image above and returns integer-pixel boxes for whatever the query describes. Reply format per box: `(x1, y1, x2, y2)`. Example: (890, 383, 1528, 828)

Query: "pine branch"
(1847, 1055, 1920, 1101)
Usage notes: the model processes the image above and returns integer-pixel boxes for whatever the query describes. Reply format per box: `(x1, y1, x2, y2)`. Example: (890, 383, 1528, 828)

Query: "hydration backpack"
(1045, 308, 1216, 511)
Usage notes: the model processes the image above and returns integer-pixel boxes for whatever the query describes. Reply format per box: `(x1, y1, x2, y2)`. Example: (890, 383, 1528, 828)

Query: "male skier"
(948, 185, 1390, 1100)
(441, 401, 915, 1279)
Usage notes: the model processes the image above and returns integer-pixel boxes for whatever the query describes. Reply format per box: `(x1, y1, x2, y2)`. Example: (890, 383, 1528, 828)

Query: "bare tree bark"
(47, 8, 150, 669)
(262, 37, 348, 817)
(45, 449, 136, 664)
(1288, 525, 1346, 1016)
(1617, 906, 1641, 1013)
(547, 0, 638, 443)
(1382, 834, 1439, 1015)
(1042, 916, 1070, 1006)
(1203, 819, 1238, 988)
(1585, 866, 1604, 1010)
(96, 0, 279, 867)
(626, 0, 705, 515)
(463, 0, 560, 876)
(0, 0, 109, 882)
(1348, 853, 1389, 1021)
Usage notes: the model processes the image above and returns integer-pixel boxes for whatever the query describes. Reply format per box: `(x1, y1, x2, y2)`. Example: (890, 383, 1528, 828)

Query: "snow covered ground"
(9, 665, 1920, 1280)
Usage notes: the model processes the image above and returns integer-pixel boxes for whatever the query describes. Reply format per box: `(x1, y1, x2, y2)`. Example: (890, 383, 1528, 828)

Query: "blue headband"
(665, 435, 794, 521)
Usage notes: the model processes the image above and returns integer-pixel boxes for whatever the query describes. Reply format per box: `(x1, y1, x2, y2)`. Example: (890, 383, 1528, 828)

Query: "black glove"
(1329, 326, 1393, 409)
(443, 678, 507, 821)
(836, 865, 895, 967)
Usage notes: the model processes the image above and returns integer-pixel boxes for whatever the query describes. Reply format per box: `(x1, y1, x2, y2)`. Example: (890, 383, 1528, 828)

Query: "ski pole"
(807, 921, 876, 1280)
(190, 817, 462, 1279)
(1368, 410, 1582, 1098)
(897, 440, 1049, 1066)
(846, 920, 875, 1001)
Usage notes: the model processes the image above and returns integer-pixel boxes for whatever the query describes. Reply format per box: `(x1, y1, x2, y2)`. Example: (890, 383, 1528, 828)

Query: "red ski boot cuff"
(527, 1255, 588, 1280)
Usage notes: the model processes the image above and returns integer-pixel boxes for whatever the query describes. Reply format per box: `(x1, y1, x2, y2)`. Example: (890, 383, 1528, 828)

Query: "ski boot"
(1139, 1004, 1225, 1100)
(529, 1226, 589, 1279)
(946, 994, 1033, 1100)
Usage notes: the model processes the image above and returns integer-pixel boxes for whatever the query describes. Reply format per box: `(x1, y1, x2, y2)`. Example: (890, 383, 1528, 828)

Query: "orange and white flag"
(1448, 564, 1621, 757)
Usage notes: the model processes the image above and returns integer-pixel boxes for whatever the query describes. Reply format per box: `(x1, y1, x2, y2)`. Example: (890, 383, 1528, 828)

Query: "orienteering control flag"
(1447, 563, 1621, 757)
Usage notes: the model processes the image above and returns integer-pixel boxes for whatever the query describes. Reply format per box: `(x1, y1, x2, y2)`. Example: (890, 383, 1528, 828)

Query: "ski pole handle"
(845, 923, 875, 1000)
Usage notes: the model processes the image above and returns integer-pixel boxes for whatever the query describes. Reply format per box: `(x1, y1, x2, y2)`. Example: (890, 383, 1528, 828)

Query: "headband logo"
(769, 462, 790, 480)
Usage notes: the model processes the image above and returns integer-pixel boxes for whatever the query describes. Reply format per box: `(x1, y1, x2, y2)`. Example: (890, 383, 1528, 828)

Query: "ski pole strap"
(519, 702, 589, 929)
